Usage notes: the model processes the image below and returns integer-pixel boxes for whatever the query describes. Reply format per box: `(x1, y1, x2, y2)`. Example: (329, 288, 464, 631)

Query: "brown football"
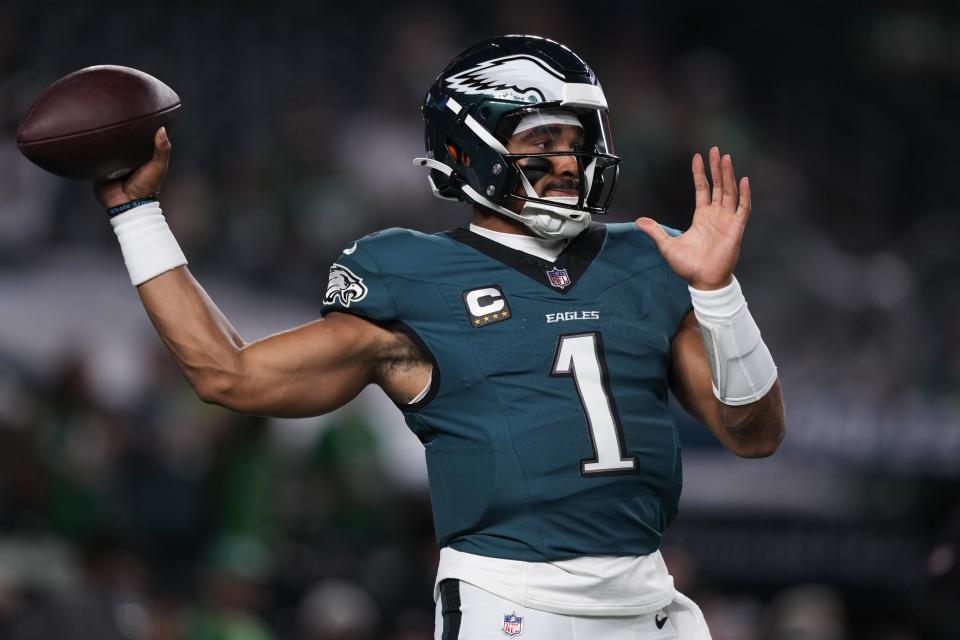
(17, 65, 180, 181)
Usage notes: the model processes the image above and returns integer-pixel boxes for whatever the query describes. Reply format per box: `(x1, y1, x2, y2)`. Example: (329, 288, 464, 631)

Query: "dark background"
(0, 1, 958, 638)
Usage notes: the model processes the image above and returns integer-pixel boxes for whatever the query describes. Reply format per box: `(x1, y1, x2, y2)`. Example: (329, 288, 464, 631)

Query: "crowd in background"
(1, 1, 959, 638)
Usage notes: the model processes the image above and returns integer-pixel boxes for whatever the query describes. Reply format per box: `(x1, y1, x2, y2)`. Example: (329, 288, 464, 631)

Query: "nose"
(550, 153, 578, 177)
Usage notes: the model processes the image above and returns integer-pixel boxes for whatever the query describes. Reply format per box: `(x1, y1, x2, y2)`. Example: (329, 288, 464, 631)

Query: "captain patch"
(463, 285, 511, 328)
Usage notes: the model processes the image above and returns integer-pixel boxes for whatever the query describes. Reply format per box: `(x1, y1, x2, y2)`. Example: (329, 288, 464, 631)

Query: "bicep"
(225, 312, 387, 418)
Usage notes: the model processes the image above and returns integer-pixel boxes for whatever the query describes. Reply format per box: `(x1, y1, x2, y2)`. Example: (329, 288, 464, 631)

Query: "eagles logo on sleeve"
(324, 263, 369, 307)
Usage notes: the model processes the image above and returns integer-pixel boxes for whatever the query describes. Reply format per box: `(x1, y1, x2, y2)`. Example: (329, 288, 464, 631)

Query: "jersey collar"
(445, 223, 607, 295)
(467, 223, 567, 262)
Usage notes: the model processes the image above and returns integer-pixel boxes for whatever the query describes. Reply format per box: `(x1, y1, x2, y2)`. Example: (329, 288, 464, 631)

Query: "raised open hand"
(635, 147, 751, 290)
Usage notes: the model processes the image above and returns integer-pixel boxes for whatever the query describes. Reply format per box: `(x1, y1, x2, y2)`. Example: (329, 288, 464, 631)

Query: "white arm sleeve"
(689, 276, 778, 406)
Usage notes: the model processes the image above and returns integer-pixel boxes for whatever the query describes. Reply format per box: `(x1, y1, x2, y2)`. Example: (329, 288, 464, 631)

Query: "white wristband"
(689, 276, 778, 406)
(109, 201, 187, 286)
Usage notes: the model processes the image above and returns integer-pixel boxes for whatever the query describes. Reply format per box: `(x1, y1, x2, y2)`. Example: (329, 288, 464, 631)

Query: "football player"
(94, 35, 784, 640)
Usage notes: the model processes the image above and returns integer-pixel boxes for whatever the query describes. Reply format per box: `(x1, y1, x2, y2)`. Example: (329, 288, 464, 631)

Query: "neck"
(471, 206, 533, 236)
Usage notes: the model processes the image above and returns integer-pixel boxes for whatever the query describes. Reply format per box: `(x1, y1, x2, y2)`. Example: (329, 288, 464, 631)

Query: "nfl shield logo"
(546, 267, 571, 289)
(502, 612, 523, 636)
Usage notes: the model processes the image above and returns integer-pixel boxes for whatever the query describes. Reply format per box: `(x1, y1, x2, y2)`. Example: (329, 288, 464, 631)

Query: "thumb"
(153, 126, 171, 160)
(634, 217, 672, 253)
(124, 127, 171, 198)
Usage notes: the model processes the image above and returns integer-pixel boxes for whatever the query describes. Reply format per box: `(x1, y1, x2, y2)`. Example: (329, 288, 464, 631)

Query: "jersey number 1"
(551, 332, 639, 475)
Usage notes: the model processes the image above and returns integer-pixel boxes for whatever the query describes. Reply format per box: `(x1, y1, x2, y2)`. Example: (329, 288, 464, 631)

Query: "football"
(16, 65, 180, 181)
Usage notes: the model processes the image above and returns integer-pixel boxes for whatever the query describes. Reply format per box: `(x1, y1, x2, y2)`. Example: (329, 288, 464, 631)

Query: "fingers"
(692, 153, 710, 209)
(634, 216, 672, 254)
(736, 176, 751, 220)
(720, 153, 738, 211)
(708, 146, 723, 205)
(700, 146, 748, 216)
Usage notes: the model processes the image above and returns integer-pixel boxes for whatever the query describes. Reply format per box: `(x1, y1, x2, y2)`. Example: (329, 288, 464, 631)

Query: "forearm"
(137, 266, 247, 402)
(672, 337, 785, 457)
(689, 277, 785, 455)
(671, 292, 786, 458)
(106, 194, 246, 402)
(714, 380, 785, 457)
(113, 209, 381, 416)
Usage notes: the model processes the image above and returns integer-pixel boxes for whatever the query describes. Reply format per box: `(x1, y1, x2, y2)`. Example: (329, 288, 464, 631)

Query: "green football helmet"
(415, 35, 620, 239)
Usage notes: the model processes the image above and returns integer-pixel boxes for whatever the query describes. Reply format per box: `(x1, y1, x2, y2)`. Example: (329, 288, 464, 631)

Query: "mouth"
(541, 181, 579, 199)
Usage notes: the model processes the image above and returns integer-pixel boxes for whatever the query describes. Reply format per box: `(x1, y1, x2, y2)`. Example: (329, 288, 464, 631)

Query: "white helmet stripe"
(463, 114, 509, 154)
(561, 83, 607, 109)
(446, 94, 510, 154)
(445, 96, 463, 114)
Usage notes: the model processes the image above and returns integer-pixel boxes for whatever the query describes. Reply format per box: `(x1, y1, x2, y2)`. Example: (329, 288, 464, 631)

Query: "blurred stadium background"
(1, 1, 958, 638)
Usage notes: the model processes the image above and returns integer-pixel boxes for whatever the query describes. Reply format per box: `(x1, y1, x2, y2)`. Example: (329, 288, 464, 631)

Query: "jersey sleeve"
(660, 225, 693, 326)
(320, 240, 399, 322)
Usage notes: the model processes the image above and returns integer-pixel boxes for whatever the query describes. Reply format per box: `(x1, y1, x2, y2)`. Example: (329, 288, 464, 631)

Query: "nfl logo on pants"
(502, 612, 523, 636)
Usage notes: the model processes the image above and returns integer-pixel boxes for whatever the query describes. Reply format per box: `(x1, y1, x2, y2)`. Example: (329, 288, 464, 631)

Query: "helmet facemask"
(492, 107, 619, 239)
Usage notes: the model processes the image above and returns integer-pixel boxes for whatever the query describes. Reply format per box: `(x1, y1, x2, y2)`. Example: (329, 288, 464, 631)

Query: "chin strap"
(413, 158, 461, 202)
(518, 196, 590, 239)
(460, 184, 589, 239)
(413, 157, 591, 239)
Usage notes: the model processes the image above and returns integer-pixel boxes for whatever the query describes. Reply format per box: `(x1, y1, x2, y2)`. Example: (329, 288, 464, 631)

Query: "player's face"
(506, 124, 584, 205)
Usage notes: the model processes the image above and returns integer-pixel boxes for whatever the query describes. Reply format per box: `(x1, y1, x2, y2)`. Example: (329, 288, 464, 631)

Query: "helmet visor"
(496, 107, 615, 155)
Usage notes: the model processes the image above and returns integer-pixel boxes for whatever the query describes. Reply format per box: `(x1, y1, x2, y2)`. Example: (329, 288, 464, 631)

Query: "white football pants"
(434, 579, 712, 640)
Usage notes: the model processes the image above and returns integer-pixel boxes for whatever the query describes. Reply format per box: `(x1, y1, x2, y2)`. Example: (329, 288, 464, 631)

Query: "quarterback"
(94, 36, 785, 640)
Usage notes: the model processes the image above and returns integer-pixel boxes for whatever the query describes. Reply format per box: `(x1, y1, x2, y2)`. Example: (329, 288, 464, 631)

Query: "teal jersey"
(321, 222, 692, 562)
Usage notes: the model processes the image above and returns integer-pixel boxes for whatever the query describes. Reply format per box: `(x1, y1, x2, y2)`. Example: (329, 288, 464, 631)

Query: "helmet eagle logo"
(444, 54, 566, 104)
(324, 263, 369, 307)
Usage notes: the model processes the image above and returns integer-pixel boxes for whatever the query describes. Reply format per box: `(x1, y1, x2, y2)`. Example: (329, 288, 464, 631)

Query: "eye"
(523, 136, 550, 151)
